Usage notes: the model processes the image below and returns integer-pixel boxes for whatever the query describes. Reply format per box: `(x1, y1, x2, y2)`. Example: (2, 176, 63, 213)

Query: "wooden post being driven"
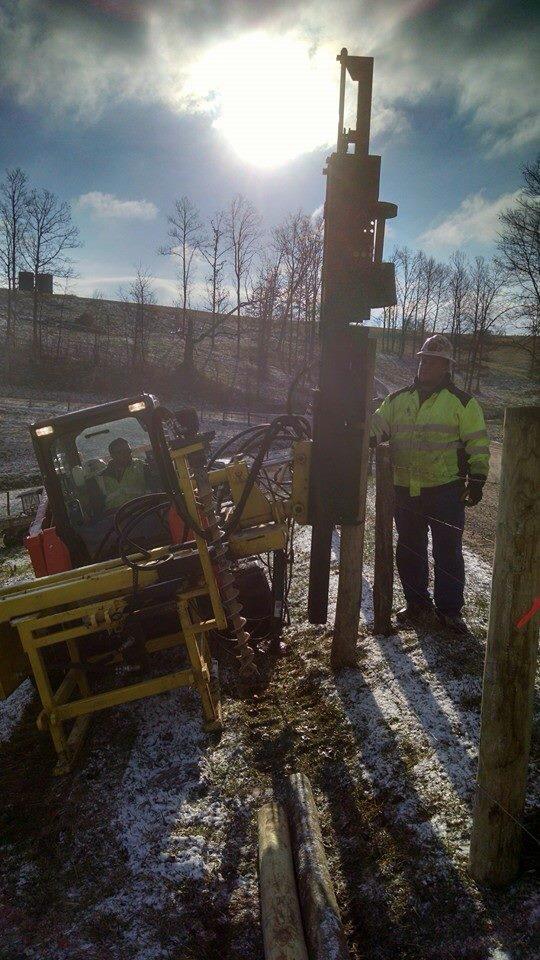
(373, 444, 394, 635)
(332, 335, 377, 667)
(469, 405, 540, 886)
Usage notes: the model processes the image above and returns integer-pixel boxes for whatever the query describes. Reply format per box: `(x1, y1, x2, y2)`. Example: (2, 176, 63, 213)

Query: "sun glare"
(185, 33, 338, 169)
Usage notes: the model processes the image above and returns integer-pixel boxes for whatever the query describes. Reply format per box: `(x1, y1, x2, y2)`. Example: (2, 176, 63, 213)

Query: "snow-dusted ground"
(0, 679, 33, 745)
(326, 526, 489, 862)
(0, 486, 538, 958)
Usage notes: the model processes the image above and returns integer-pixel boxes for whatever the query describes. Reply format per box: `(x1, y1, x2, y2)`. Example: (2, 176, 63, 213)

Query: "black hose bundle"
(219, 414, 310, 535)
(102, 411, 311, 574)
(113, 493, 173, 571)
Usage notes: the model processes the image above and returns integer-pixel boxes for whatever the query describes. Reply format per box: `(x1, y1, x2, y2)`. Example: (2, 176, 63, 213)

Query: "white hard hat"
(417, 334, 455, 363)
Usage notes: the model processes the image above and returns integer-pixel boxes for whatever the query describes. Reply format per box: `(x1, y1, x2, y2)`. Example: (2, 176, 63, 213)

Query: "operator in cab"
(90, 437, 151, 514)
(371, 335, 490, 635)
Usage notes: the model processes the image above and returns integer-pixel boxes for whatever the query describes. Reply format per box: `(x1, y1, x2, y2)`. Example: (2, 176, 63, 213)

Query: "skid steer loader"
(0, 394, 312, 773)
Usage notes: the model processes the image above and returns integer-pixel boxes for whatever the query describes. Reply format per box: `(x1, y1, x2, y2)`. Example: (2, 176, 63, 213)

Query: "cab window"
(50, 416, 156, 526)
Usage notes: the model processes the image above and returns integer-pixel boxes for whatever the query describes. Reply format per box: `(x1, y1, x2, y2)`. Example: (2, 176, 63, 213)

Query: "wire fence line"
(0, 394, 276, 422)
(392, 499, 496, 549)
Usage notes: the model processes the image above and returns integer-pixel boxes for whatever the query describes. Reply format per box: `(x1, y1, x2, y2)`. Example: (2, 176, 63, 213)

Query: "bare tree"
(393, 246, 423, 356)
(251, 251, 283, 394)
(464, 257, 512, 391)
(446, 250, 470, 368)
(301, 213, 323, 363)
(273, 211, 315, 371)
(410, 253, 448, 353)
(200, 210, 230, 349)
(127, 264, 156, 367)
(0, 167, 28, 346)
(53, 267, 77, 362)
(226, 195, 262, 358)
(274, 212, 300, 362)
(91, 289, 113, 366)
(22, 187, 81, 355)
(382, 304, 398, 352)
(160, 196, 203, 372)
(496, 156, 540, 376)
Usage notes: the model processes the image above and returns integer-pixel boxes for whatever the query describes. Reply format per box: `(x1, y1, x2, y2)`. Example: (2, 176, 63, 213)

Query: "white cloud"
(417, 190, 519, 250)
(76, 192, 158, 220)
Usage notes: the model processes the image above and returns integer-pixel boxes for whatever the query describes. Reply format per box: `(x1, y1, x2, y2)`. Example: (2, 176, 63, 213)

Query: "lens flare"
(184, 33, 338, 169)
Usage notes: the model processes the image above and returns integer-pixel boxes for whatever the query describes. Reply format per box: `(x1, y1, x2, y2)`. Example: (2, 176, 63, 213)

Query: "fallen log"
(287, 772, 351, 960)
(258, 802, 309, 960)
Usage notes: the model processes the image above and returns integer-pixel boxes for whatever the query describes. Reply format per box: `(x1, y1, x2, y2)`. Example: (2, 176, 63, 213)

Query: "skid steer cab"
(27, 394, 192, 575)
(0, 394, 312, 772)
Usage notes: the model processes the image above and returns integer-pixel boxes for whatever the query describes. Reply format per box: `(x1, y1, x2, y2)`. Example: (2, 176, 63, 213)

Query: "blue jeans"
(394, 483, 465, 616)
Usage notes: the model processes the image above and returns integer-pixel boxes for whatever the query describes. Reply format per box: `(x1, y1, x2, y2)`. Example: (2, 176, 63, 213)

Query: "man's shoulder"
(444, 382, 475, 408)
(386, 384, 415, 403)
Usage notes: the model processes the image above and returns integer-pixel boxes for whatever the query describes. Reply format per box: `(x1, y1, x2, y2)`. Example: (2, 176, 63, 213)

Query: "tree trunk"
(32, 284, 39, 354)
(184, 314, 195, 380)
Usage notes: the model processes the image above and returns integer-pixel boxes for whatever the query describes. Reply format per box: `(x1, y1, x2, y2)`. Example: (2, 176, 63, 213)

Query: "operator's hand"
(462, 475, 485, 506)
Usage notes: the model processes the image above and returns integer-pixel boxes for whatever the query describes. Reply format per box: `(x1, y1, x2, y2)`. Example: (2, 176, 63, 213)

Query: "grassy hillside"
(1, 288, 538, 487)
(0, 288, 295, 410)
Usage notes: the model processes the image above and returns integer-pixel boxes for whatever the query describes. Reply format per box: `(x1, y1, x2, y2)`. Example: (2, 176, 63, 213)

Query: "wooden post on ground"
(469, 405, 540, 886)
(332, 335, 377, 669)
(373, 444, 394, 635)
(287, 773, 351, 960)
(258, 802, 309, 960)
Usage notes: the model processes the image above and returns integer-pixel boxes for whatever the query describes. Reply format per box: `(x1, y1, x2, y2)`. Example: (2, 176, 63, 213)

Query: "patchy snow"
(315, 510, 537, 862)
(14, 687, 266, 960)
(0, 475, 537, 959)
(0, 678, 33, 744)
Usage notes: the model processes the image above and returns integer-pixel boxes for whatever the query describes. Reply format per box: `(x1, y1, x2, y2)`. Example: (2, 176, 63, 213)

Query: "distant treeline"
(1, 157, 538, 398)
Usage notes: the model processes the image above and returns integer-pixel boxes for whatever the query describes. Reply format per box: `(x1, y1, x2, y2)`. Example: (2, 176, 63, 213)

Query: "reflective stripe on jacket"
(97, 459, 148, 510)
(371, 378, 490, 496)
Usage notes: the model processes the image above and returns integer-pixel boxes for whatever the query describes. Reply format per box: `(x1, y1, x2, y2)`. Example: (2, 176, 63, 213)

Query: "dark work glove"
(462, 475, 485, 506)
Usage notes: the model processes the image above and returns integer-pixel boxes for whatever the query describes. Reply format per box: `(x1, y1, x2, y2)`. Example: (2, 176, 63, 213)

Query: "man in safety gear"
(371, 334, 490, 634)
(94, 437, 151, 512)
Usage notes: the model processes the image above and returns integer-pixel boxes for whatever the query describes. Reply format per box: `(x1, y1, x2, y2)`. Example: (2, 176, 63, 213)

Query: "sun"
(185, 33, 338, 169)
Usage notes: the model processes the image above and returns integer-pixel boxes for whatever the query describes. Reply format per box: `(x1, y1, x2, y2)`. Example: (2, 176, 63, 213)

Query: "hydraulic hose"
(222, 415, 310, 535)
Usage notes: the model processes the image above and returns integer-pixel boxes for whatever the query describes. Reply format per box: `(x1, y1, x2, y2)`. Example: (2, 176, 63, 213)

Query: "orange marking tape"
(516, 597, 540, 629)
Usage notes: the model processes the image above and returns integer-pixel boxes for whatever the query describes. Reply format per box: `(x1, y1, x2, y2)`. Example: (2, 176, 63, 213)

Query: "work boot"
(395, 603, 433, 625)
(436, 612, 470, 635)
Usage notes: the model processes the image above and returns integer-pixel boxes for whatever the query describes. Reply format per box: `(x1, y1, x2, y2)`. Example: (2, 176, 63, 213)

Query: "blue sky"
(0, 0, 538, 304)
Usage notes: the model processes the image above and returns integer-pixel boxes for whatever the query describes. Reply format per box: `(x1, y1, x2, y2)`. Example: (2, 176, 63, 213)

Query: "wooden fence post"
(332, 335, 377, 669)
(258, 802, 309, 960)
(469, 405, 540, 886)
(287, 773, 351, 960)
(373, 444, 394, 635)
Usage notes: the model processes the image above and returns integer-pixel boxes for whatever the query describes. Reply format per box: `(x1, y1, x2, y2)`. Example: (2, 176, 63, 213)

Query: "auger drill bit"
(190, 456, 258, 681)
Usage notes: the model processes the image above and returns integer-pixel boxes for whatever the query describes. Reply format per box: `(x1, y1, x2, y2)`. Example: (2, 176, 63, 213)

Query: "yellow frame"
(0, 434, 310, 771)
(14, 589, 222, 775)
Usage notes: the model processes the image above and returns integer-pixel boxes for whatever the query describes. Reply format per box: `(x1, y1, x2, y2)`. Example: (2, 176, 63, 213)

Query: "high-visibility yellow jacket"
(97, 458, 148, 510)
(372, 377, 490, 496)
